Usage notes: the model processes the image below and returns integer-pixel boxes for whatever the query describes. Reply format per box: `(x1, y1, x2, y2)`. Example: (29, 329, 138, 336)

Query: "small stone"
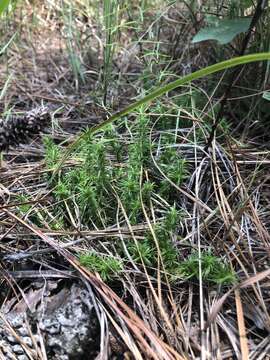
(17, 327, 29, 337)
(40, 321, 60, 335)
(6, 335, 17, 344)
(58, 317, 73, 327)
(12, 344, 24, 354)
(23, 337, 32, 347)
(9, 316, 24, 328)
(17, 355, 29, 360)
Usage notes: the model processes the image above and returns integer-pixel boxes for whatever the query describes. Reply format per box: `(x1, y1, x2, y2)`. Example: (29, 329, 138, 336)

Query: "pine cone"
(0, 106, 51, 151)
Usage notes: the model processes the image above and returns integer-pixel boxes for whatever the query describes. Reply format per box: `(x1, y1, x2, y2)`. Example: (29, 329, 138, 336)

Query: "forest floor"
(0, 1, 270, 359)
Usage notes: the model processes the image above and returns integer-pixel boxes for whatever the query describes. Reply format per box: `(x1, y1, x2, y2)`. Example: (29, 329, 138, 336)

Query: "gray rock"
(12, 344, 24, 354)
(0, 282, 100, 359)
(23, 337, 32, 347)
(6, 335, 16, 343)
(17, 355, 29, 360)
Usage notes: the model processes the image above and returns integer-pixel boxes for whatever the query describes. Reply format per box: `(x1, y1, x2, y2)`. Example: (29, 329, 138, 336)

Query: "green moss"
(79, 252, 123, 281)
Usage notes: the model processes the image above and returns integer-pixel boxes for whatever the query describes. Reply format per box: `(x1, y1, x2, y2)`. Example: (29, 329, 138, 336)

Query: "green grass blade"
(0, 73, 13, 101)
(0, 0, 10, 16)
(0, 32, 17, 55)
(103, 0, 118, 104)
(56, 52, 270, 172)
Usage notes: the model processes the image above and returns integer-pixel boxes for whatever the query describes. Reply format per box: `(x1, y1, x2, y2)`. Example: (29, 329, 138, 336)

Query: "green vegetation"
(176, 251, 236, 285)
(43, 95, 236, 285)
(1, 1, 270, 358)
(79, 252, 123, 281)
(43, 136, 61, 170)
(44, 102, 191, 280)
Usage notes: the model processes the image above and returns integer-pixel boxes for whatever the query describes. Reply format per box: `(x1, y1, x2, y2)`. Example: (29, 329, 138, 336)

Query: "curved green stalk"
(0, 0, 10, 16)
(57, 52, 270, 171)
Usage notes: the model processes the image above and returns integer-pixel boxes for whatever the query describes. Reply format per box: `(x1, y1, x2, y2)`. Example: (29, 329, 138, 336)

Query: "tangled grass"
(0, 1, 270, 359)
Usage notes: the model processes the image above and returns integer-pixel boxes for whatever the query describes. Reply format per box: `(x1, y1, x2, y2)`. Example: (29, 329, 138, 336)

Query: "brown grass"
(0, 1, 270, 359)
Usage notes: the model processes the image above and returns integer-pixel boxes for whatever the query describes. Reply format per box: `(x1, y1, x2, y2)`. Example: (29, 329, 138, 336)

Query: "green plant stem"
(204, 0, 268, 150)
(0, 0, 10, 16)
(56, 52, 270, 173)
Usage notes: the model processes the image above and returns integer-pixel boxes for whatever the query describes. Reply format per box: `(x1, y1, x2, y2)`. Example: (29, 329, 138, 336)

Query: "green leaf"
(262, 91, 270, 101)
(242, 0, 253, 8)
(0, 0, 10, 16)
(192, 18, 252, 45)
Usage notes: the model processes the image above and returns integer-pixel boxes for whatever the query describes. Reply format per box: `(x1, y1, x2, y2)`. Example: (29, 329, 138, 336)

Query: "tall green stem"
(56, 52, 270, 172)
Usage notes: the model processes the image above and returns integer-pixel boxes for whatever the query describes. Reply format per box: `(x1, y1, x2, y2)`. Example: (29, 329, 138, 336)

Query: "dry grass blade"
(235, 289, 249, 360)
(0, 314, 39, 359)
(4, 209, 181, 359)
(1, 2, 270, 358)
(205, 268, 270, 330)
(59, 262, 184, 360)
